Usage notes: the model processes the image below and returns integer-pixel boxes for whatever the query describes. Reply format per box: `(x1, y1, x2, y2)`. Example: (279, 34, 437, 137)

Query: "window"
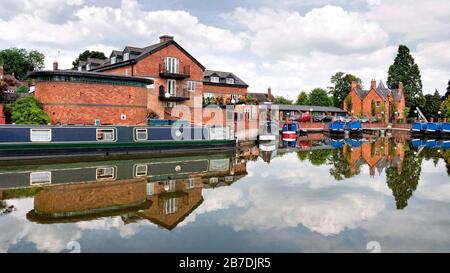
(164, 180, 176, 192)
(226, 78, 235, 84)
(231, 94, 239, 102)
(78, 66, 83, 71)
(96, 129, 115, 141)
(187, 178, 195, 189)
(111, 56, 117, 64)
(164, 102, 177, 108)
(96, 167, 115, 180)
(210, 76, 219, 83)
(209, 177, 219, 184)
(225, 176, 234, 182)
(30, 172, 51, 185)
(203, 92, 214, 99)
(135, 128, 148, 141)
(164, 57, 179, 74)
(135, 164, 148, 177)
(376, 101, 381, 107)
(86, 64, 90, 71)
(164, 198, 178, 215)
(188, 81, 196, 92)
(146, 182, 155, 195)
(124, 69, 128, 76)
(31, 129, 52, 142)
(167, 79, 176, 95)
(123, 53, 130, 61)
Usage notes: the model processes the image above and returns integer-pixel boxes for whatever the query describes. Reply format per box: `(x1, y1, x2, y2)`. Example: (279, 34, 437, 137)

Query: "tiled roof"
(247, 92, 275, 103)
(268, 104, 347, 113)
(354, 81, 402, 102)
(203, 70, 248, 86)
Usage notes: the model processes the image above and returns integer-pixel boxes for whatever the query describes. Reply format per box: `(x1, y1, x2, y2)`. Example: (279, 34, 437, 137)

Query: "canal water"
(0, 134, 449, 253)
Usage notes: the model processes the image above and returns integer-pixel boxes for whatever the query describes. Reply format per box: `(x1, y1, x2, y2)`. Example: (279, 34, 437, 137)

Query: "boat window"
(96, 129, 115, 141)
(30, 172, 51, 185)
(96, 167, 115, 180)
(135, 129, 148, 141)
(225, 176, 234, 182)
(135, 164, 148, 177)
(209, 177, 219, 184)
(30, 129, 52, 142)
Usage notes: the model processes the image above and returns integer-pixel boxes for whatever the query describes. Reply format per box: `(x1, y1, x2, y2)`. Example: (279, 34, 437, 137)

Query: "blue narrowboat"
(330, 139, 345, 148)
(411, 139, 426, 148)
(345, 121, 362, 136)
(443, 123, 450, 135)
(324, 121, 345, 135)
(411, 122, 427, 135)
(426, 123, 443, 135)
(0, 125, 235, 161)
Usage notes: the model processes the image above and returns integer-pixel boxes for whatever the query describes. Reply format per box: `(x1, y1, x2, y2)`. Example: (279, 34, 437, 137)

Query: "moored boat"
(324, 121, 345, 136)
(0, 124, 235, 161)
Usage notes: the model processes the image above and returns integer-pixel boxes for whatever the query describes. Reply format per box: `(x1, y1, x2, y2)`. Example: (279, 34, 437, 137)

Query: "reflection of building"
(0, 153, 248, 229)
(346, 138, 405, 177)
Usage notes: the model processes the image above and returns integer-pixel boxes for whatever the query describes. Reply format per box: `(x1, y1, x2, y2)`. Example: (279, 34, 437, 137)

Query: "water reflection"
(0, 134, 449, 252)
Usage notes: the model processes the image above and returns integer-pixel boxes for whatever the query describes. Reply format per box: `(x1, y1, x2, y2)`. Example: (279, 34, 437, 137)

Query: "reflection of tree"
(329, 146, 354, 180)
(386, 151, 422, 209)
(441, 150, 450, 176)
(296, 150, 309, 161)
(421, 148, 441, 166)
(309, 149, 332, 166)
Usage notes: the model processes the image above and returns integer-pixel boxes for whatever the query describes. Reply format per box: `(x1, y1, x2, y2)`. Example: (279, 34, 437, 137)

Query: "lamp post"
(394, 111, 398, 124)
(381, 111, 385, 124)
(438, 111, 442, 122)
(414, 109, 418, 122)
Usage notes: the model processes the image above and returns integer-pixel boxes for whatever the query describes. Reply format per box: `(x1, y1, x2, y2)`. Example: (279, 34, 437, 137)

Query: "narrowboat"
(411, 122, 427, 135)
(282, 122, 298, 142)
(0, 125, 236, 161)
(411, 138, 427, 148)
(258, 121, 279, 141)
(329, 139, 345, 149)
(345, 121, 362, 136)
(324, 121, 345, 136)
(443, 123, 450, 135)
(425, 123, 443, 135)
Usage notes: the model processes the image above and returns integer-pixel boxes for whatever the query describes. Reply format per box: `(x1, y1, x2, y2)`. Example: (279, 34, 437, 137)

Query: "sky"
(0, 0, 449, 99)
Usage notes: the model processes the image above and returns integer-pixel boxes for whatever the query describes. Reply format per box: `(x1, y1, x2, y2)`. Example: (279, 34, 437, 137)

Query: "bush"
(406, 118, 415, 124)
(16, 85, 28, 93)
(6, 96, 50, 124)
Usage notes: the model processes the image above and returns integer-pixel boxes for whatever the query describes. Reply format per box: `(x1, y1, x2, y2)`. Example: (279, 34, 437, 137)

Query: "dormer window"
(123, 53, 130, 61)
(111, 56, 117, 64)
(226, 78, 234, 84)
(210, 76, 219, 83)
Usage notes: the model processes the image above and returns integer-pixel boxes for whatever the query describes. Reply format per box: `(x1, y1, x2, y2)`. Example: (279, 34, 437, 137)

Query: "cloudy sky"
(0, 0, 449, 99)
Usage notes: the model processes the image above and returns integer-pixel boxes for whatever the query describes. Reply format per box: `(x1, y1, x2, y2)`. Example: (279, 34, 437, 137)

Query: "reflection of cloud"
(414, 160, 450, 203)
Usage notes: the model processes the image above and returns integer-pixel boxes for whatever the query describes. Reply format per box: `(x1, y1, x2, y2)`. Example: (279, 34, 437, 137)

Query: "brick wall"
(35, 81, 148, 125)
(203, 83, 248, 97)
(0, 104, 5, 124)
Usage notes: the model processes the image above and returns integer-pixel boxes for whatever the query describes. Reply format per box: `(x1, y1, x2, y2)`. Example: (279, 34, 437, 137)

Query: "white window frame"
(30, 171, 52, 185)
(203, 92, 214, 99)
(146, 182, 155, 195)
(111, 56, 117, 64)
(134, 164, 148, 177)
(187, 178, 195, 189)
(188, 81, 196, 92)
(135, 128, 148, 141)
(86, 64, 90, 71)
(164, 198, 178, 215)
(231, 94, 239, 102)
(123, 52, 130, 61)
(164, 57, 179, 74)
(30, 129, 52, 142)
(164, 102, 177, 108)
(210, 76, 219, 83)
(96, 129, 116, 142)
(96, 167, 116, 180)
(167, 79, 176, 96)
(226, 78, 235, 84)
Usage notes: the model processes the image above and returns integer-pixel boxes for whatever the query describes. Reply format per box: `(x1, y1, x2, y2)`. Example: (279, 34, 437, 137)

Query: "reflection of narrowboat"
(443, 123, 450, 135)
(324, 121, 345, 136)
(426, 123, 443, 135)
(0, 125, 235, 161)
(346, 138, 365, 148)
(410, 139, 450, 149)
(330, 139, 345, 148)
(282, 122, 298, 142)
(411, 122, 427, 135)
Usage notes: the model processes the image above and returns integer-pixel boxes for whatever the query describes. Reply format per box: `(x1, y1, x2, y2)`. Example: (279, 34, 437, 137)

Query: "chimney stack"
(268, 86, 272, 97)
(160, 35, 174, 43)
(351, 81, 357, 90)
(371, 79, 376, 90)
(0, 65, 3, 79)
(53, 60, 58, 71)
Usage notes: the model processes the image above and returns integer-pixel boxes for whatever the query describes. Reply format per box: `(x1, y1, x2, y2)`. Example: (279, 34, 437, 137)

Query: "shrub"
(6, 96, 50, 124)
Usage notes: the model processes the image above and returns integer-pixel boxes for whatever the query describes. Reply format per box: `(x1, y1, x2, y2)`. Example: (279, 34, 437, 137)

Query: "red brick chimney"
(371, 79, 376, 90)
(351, 81, 357, 90)
(160, 35, 174, 43)
(268, 86, 272, 97)
(53, 60, 58, 71)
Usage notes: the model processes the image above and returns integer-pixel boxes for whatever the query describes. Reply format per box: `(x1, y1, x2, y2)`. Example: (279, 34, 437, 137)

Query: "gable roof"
(92, 39, 205, 72)
(247, 92, 275, 103)
(203, 69, 248, 87)
(353, 80, 403, 102)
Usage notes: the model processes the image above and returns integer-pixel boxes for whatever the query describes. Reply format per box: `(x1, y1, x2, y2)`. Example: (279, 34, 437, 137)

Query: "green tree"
(17, 86, 28, 93)
(295, 91, 309, 105)
(329, 146, 355, 180)
(345, 95, 352, 113)
(308, 149, 332, 166)
(371, 100, 376, 117)
(72, 50, 107, 67)
(386, 150, 422, 209)
(6, 96, 50, 124)
(309, 88, 332, 106)
(0, 48, 45, 79)
(422, 90, 442, 120)
(387, 45, 424, 108)
(272, 96, 293, 105)
(329, 72, 362, 108)
(441, 96, 450, 119)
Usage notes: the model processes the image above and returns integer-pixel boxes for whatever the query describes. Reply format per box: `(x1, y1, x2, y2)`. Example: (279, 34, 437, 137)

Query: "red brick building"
(344, 80, 405, 122)
(29, 70, 154, 125)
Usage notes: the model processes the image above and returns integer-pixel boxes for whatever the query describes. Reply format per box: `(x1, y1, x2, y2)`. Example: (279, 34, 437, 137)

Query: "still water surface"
(0, 135, 449, 252)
